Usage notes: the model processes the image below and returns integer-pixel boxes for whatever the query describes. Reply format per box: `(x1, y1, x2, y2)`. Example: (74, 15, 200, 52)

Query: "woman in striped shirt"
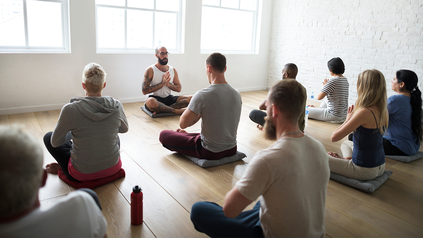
(308, 57, 349, 123)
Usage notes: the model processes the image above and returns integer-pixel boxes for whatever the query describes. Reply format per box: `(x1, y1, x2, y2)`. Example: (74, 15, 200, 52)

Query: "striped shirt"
(321, 77, 349, 118)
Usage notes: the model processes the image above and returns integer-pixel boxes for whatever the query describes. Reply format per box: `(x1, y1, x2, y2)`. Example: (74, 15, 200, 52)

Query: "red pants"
(159, 130, 237, 160)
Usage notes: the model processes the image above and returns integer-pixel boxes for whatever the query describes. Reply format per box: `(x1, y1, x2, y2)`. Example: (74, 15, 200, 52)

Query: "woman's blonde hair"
(354, 69, 389, 134)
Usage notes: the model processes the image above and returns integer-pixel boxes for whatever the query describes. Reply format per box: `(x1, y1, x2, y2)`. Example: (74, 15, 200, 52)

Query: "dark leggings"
(348, 133, 407, 156)
(79, 188, 102, 210)
(383, 138, 407, 156)
(43, 132, 79, 181)
(249, 110, 267, 126)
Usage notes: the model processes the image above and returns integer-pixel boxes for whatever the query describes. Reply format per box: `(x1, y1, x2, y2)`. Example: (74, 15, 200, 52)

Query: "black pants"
(249, 110, 266, 126)
(43, 132, 79, 181)
(383, 138, 407, 156)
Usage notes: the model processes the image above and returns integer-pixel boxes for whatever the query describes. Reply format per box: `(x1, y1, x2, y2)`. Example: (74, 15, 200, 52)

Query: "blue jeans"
(191, 201, 264, 238)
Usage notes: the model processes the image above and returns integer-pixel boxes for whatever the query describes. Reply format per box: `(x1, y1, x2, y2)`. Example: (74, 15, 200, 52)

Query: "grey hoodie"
(51, 96, 128, 174)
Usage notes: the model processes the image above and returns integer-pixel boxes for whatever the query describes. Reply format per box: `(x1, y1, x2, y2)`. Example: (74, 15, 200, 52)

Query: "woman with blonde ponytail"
(328, 69, 389, 180)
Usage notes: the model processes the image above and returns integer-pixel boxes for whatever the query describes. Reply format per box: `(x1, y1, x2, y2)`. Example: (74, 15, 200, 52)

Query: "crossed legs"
(145, 95, 192, 115)
(249, 110, 266, 130)
(327, 140, 385, 180)
(191, 201, 264, 238)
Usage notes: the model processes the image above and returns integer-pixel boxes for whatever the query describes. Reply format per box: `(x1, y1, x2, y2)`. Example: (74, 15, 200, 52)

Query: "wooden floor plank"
(8, 112, 44, 138)
(34, 110, 60, 134)
(114, 151, 208, 238)
(155, 145, 238, 199)
(325, 207, 381, 237)
(119, 131, 222, 211)
(0, 114, 10, 126)
(327, 182, 422, 237)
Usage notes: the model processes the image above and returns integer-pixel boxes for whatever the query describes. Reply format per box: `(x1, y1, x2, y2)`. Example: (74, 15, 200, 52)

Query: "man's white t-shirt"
(0, 191, 107, 238)
(237, 134, 330, 237)
(148, 64, 175, 98)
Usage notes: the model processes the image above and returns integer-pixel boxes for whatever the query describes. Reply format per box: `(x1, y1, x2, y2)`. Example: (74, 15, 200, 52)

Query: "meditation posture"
(249, 63, 305, 131)
(328, 69, 388, 180)
(159, 52, 242, 160)
(308, 57, 349, 122)
(0, 126, 107, 238)
(383, 69, 422, 155)
(142, 46, 192, 115)
(190, 79, 330, 237)
(43, 62, 128, 182)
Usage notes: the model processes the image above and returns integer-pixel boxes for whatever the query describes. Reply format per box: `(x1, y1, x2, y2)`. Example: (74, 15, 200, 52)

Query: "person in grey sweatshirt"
(43, 62, 128, 181)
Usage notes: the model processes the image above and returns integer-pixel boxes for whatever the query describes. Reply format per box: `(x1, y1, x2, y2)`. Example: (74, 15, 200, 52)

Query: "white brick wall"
(267, 0, 423, 105)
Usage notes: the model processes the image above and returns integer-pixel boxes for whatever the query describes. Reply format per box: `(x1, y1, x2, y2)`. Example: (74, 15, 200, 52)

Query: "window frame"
(200, 0, 263, 54)
(0, 0, 70, 53)
(201, 0, 262, 54)
(95, 0, 185, 54)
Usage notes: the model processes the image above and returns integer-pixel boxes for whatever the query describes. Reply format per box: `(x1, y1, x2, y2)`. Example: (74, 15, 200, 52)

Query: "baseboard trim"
(0, 104, 67, 116)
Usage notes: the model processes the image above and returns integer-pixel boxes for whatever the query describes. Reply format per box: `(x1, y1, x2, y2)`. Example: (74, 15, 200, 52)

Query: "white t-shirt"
(148, 64, 175, 98)
(237, 134, 329, 238)
(0, 191, 107, 238)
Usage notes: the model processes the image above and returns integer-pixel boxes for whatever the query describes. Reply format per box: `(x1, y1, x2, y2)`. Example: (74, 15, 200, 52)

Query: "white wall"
(0, 0, 273, 115)
(268, 0, 423, 105)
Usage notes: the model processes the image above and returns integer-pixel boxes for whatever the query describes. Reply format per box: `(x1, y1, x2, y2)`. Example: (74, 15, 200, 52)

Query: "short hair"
(82, 62, 106, 93)
(284, 63, 298, 79)
(268, 79, 306, 124)
(327, 57, 345, 75)
(82, 62, 106, 85)
(0, 125, 43, 218)
(206, 53, 226, 73)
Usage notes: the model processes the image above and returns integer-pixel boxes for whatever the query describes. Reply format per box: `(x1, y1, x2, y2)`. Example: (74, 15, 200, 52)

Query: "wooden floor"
(1, 90, 422, 238)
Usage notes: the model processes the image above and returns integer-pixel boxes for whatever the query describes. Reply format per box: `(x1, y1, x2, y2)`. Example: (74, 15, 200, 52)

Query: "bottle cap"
(133, 185, 142, 193)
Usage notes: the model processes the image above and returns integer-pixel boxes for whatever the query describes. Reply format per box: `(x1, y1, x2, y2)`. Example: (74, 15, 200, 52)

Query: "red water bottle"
(131, 185, 143, 225)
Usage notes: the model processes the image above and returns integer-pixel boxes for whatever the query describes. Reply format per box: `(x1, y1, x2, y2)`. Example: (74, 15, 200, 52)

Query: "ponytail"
(410, 86, 422, 141)
(397, 70, 422, 141)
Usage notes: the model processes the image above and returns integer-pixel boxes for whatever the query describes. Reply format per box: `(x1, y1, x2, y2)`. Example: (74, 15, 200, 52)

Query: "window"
(0, 0, 70, 53)
(201, 0, 261, 54)
(95, 0, 184, 53)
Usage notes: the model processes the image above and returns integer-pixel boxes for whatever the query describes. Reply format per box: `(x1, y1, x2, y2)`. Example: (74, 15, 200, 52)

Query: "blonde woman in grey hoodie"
(43, 63, 128, 182)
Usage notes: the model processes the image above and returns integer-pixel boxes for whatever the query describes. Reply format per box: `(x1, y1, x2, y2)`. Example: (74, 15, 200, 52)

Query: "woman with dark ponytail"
(383, 69, 422, 155)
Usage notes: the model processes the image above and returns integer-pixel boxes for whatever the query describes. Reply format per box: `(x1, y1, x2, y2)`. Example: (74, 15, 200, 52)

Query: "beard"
(158, 57, 168, 65)
(264, 115, 277, 141)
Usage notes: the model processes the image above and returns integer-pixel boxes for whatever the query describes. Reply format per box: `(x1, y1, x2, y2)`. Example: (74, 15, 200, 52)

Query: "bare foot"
(257, 124, 263, 131)
(46, 163, 60, 174)
(176, 128, 187, 133)
(328, 152, 342, 159)
(307, 105, 315, 108)
(175, 108, 186, 115)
